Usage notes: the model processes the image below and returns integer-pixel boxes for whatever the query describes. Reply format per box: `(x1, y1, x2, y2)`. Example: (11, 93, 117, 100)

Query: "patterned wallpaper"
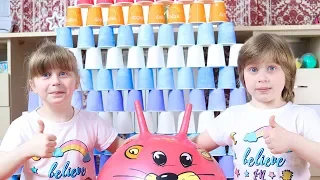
(10, 0, 320, 32)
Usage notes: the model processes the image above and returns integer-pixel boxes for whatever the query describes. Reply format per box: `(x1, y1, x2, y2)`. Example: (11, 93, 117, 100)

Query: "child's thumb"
(37, 120, 45, 134)
(269, 116, 279, 128)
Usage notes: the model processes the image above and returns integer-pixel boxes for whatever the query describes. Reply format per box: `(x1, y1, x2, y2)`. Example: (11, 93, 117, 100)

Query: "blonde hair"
(26, 41, 80, 91)
(237, 33, 296, 102)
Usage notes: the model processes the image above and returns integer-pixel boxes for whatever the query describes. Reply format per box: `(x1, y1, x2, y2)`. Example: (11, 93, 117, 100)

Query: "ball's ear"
(177, 104, 192, 139)
(135, 100, 151, 139)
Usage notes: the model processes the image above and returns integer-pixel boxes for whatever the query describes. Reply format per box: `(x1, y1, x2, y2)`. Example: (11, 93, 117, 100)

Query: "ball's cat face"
(98, 102, 226, 180)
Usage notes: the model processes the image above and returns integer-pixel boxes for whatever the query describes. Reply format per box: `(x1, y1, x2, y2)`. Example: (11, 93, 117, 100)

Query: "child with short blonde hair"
(192, 33, 320, 179)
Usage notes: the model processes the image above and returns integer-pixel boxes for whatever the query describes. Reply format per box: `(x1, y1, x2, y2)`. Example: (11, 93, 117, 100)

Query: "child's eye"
(60, 72, 67, 76)
(248, 67, 257, 72)
(268, 66, 276, 71)
(42, 73, 50, 77)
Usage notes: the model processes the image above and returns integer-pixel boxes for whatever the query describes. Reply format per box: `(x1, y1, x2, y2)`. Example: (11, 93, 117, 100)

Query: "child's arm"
(190, 131, 220, 152)
(191, 109, 235, 152)
(290, 133, 320, 168)
(0, 143, 32, 179)
(106, 136, 126, 154)
(0, 151, 27, 179)
(0, 120, 57, 179)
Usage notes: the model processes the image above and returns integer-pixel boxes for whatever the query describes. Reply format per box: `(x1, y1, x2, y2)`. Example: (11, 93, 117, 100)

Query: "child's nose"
(257, 72, 269, 83)
(51, 74, 61, 85)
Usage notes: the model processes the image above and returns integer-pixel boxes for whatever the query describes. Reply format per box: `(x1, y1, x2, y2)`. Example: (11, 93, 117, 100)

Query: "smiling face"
(27, 43, 80, 108)
(30, 69, 78, 106)
(98, 135, 225, 180)
(98, 103, 226, 180)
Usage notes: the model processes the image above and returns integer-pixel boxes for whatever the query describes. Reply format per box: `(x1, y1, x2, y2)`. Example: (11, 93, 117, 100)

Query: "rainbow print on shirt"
(32, 140, 91, 162)
(243, 126, 271, 143)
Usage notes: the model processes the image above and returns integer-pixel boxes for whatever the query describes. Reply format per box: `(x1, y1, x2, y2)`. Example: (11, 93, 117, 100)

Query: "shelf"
(0, 73, 9, 106)
(2, 25, 320, 39)
(0, 25, 250, 38)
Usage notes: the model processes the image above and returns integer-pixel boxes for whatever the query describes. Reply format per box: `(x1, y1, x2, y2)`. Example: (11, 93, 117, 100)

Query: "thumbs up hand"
(263, 116, 294, 154)
(37, 120, 45, 134)
(27, 120, 57, 160)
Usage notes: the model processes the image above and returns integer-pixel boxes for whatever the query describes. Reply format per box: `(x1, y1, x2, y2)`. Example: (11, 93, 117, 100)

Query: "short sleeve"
(94, 115, 118, 151)
(297, 107, 320, 143)
(206, 108, 234, 146)
(0, 119, 27, 152)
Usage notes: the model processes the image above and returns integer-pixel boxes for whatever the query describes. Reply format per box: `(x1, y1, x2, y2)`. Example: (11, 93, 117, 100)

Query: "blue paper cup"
(79, 69, 94, 91)
(219, 155, 235, 178)
(157, 24, 175, 47)
(77, 26, 95, 49)
(56, 27, 73, 48)
(177, 67, 195, 89)
(177, 23, 195, 47)
(105, 90, 124, 111)
(208, 89, 226, 111)
(28, 91, 39, 112)
(189, 89, 206, 111)
(229, 88, 247, 107)
(117, 25, 135, 48)
(137, 24, 155, 47)
(147, 90, 165, 111)
(71, 91, 83, 109)
(96, 69, 114, 90)
(218, 66, 236, 89)
(137, 68, 154, 90)
(167, 89, 185, 111)
(126, 90, 144, 112)
(218, 22, 236, 45)
(115, 68, 134, 90)
(197, 23, 215, 46)
(157, 68, 175, 89)
(98, 26, 116, 48)
(86, 91, 104, 112)
(196, 67, 215, 89)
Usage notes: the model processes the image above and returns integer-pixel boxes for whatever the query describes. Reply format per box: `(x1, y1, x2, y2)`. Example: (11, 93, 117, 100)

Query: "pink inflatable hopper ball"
(98, 101, 226, 180)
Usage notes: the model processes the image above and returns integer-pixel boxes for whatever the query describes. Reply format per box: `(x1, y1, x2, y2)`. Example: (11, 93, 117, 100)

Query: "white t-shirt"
(207, 102, 320, 180)
(0, 108, 118, 180)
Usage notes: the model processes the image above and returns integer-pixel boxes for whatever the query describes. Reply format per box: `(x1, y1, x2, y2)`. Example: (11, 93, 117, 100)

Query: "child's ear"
(29, 79, 36, 93)
(75, 76, 80, 89)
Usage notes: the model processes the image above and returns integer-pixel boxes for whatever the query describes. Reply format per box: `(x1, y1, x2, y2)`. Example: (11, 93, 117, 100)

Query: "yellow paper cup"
(148, 2, 166, 25)
(86, 6, 104, 27)
(127, 3, 145, 25)
(107, 4, 125, 26)
(188, 1, 206, 23)
(167, 2, 185, 24)
(209, 0, 228, 23)
(65, 6, 83, 27)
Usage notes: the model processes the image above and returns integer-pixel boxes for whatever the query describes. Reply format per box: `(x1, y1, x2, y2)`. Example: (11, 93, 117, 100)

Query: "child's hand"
(26, 120, 57, 159)
(263, 116, 294, 154)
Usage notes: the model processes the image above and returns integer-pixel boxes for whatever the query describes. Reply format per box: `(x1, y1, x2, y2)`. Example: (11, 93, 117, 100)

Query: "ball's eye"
(197, 148, 213, 161)
(125, 145, 143, 159)
(180, 152, 193, 168)
(130, 149, 138, 154)
(152, 151, 167, 166)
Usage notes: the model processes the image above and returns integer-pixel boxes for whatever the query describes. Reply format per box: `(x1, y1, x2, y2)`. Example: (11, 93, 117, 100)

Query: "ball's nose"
(157, 173, 178, 180)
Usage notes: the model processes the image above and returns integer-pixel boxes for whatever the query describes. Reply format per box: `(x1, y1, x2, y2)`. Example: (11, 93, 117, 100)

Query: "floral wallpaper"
(10, 0, 320, 32)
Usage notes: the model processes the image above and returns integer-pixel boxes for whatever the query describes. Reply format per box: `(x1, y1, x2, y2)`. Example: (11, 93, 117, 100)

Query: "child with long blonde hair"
(0, 42, 125, 179)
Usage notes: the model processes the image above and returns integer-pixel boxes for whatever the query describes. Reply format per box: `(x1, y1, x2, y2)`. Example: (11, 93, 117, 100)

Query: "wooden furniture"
(0, 25, 320, 177)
